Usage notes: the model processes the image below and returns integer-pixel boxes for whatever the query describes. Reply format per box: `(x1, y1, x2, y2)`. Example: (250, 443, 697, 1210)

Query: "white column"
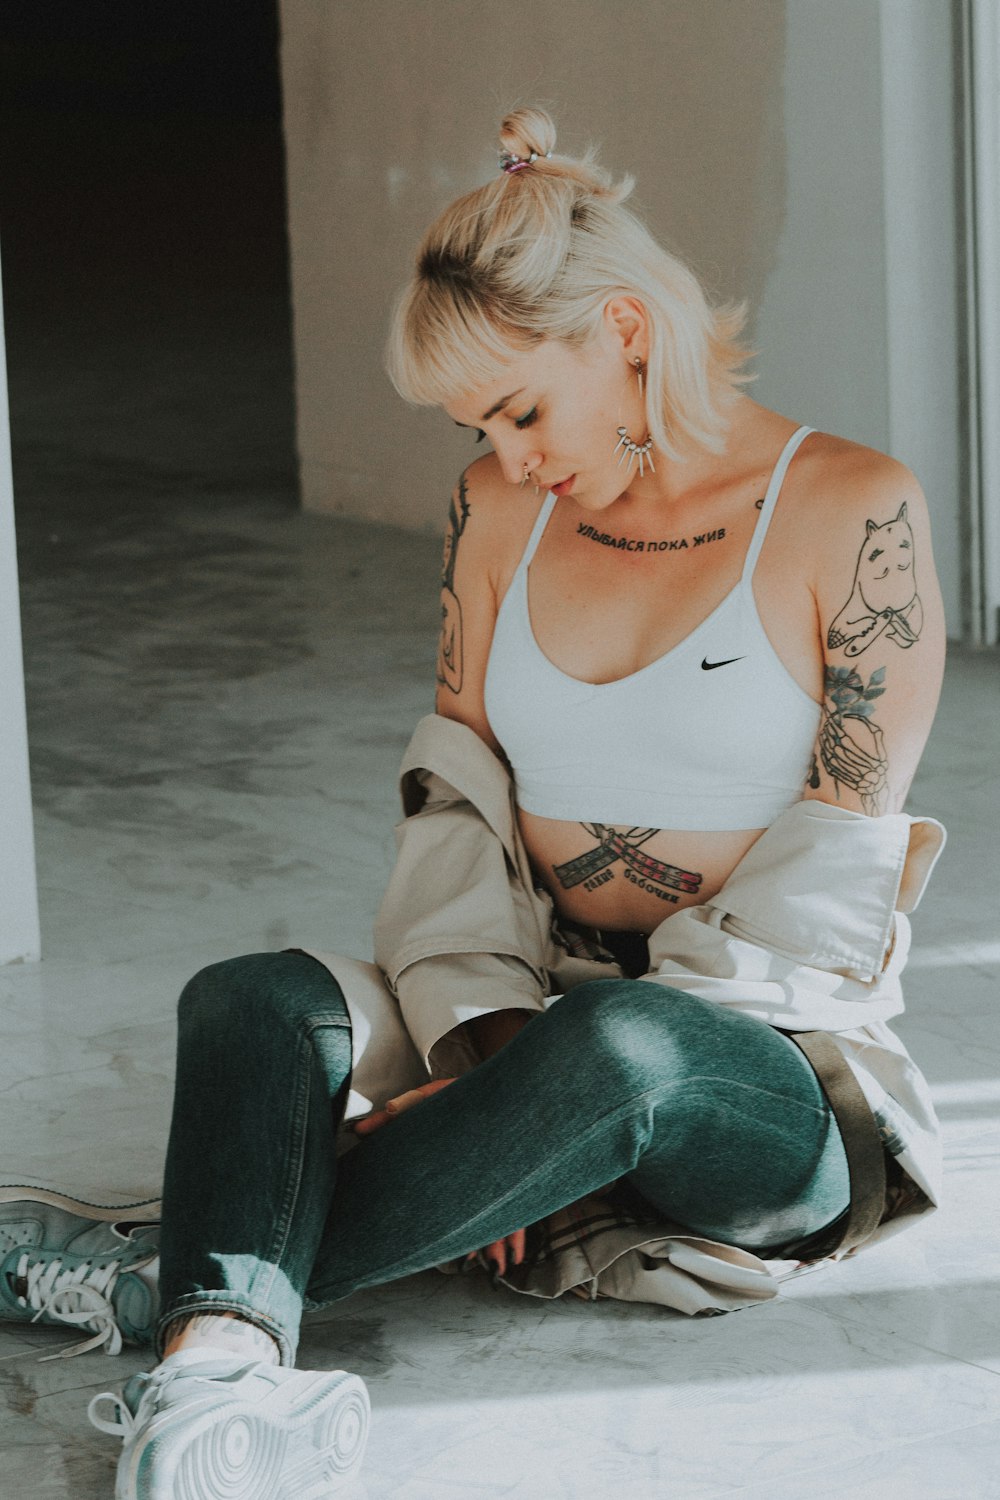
(967, 0, 1000, 644)
(879, 0, 963, 640)
(0, 246, 41, 963)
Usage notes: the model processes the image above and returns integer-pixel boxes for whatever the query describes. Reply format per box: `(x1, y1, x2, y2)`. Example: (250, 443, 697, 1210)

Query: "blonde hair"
(385, 108, 754, 461)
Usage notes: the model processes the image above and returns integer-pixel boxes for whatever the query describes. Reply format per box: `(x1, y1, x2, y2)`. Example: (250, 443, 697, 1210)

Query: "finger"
(488, 1239, 507, 1277)
(353, 1077, 459, 1135)
(383, 1086, 433, 1115)
(508, 1228, 527, 1267)
(384, 1078, 458, 1117)
(351, 1109, 393, 1135)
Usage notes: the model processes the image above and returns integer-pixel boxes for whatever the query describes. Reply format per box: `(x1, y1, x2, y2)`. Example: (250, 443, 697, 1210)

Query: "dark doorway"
(0, 1, 297, 529)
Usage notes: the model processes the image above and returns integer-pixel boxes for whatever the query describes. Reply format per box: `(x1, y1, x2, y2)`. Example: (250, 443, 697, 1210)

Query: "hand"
(351, 1078, 457, 1137)
(351, 1078, 527, 1274)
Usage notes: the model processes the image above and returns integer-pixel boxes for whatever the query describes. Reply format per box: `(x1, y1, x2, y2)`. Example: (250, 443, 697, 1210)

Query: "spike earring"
(612, 359, 655, 477)
(520, 464, 540, 495)
(613, 428, 655, 477)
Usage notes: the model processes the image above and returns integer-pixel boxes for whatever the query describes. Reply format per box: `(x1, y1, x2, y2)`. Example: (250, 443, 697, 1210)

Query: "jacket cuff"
(705, 800, 946, 981)
(393, 951, 547, 1076)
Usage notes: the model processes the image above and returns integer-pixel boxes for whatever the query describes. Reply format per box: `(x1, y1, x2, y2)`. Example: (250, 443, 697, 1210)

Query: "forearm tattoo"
(819, 666, 889, 815)
(437, 474, 470, 695)
(827, 503, 923, 657)
(553, 824, 702, 904)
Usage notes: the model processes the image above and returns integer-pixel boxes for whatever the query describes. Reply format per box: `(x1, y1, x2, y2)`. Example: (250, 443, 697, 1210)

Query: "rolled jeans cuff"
(155, 1291, 297, 1368)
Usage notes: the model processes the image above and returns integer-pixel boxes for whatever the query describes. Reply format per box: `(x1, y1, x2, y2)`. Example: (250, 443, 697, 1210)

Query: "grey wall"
(278, 0, 786, 530)
(277, 0, 963, 633)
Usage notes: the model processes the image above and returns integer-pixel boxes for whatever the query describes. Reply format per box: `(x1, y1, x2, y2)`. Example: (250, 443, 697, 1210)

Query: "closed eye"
(514, 408, 538, 430)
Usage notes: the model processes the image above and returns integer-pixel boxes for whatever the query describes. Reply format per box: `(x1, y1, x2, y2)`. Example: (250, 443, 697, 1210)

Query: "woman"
(7, 109, 946, 1499)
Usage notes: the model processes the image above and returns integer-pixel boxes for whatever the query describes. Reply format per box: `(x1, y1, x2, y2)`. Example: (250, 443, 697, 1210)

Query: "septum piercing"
(521, 465, 540, 495)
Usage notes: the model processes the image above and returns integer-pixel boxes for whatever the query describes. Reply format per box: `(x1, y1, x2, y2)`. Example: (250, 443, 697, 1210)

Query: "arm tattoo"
(827, 503, 923, 657)
(819, 665, 889, 815)
(436, 474, 470, 695)
(553, 824, 702, 904)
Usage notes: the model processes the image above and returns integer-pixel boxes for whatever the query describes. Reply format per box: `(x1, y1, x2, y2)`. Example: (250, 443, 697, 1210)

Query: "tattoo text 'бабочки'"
(553, 825, 702, 904)
(437, 475, 470, 695)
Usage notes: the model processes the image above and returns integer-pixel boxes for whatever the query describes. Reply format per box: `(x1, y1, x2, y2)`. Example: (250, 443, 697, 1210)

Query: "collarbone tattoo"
(576, 521, 726, 554)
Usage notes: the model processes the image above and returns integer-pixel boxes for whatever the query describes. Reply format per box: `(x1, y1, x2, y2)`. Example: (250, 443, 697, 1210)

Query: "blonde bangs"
(386, 277, 539, 409)
(385, 108, 756, 450)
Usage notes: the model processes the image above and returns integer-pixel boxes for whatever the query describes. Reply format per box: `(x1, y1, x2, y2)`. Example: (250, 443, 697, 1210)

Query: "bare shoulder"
(459, 450, 543, 542)
(434, 451, 547, 747)
(789, 432, 931, 544)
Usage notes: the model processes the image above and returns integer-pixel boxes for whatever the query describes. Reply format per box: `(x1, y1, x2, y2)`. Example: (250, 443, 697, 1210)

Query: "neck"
(615, 396, 767, 511)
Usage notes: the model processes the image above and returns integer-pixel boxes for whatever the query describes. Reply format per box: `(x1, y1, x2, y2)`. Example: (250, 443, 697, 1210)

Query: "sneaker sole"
(121, 1372, 369, 1500)
(0, 1184, 161, 1219)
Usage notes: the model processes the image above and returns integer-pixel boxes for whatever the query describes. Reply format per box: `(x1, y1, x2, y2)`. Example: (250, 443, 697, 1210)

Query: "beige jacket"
(308, 713, 946, 1314)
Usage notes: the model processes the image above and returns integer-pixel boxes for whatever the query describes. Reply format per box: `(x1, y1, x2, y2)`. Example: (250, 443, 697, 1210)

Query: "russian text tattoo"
(577, 522, 726, 554)
(819, 665, 889, 816)
(827, 502, 923, 658)
(553, 825, 702, 904)
(437, 475, 470, 694)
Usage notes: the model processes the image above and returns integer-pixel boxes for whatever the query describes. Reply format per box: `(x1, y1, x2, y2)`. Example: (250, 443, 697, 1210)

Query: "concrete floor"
(2, 102, 1000, 1500)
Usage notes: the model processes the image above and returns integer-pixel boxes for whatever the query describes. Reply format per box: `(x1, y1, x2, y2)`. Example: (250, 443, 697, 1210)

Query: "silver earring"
(633, 356, 645, 400)
(613, 427, 655, 478)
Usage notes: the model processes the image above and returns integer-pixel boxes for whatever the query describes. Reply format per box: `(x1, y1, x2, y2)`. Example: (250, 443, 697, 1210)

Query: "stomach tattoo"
(553, 824, 703, 905)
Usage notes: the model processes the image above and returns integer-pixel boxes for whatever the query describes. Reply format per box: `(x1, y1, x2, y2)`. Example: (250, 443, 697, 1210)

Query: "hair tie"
(498, 150, 552, 175)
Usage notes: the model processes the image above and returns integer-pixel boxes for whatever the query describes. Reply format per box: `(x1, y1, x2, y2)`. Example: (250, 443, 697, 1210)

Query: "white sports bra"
(483, 425, 821, 833)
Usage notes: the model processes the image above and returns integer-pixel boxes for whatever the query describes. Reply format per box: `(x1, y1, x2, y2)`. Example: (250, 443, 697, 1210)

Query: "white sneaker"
(88, 1349, 370, 1500)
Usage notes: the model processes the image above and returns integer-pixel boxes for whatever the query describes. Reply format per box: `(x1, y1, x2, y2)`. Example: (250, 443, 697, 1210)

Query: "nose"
(494, 440, 545, 488)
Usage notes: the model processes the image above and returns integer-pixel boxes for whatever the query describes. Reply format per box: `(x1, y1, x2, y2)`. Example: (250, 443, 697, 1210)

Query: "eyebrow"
(481, 388, 525, 421)
(451, 389, 526, 428)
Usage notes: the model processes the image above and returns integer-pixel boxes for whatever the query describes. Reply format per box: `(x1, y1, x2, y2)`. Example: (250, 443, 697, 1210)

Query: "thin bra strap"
(741, 425, 815, 583)
(517, 490, 559, 574)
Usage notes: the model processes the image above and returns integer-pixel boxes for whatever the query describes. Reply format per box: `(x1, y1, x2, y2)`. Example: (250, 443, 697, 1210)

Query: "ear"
(896, 501, 908, 522)
(602, 296, 649, 362)
(866, 518, 878, 537)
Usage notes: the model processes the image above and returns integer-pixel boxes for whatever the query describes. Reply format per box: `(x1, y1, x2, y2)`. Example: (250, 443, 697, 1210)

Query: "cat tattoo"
(827, 503, 922, 658)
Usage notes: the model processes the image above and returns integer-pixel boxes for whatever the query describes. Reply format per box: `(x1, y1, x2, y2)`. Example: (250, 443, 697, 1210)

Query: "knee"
(177, 952, 349, 1040)
(550, 978, 723, 1088)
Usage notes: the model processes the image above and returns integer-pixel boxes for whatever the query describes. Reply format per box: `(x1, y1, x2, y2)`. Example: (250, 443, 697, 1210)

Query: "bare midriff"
(517, 808, 766, 935)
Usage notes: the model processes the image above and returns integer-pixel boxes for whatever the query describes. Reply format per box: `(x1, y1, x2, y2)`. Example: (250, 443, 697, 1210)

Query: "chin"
(574, 484, 628, 513)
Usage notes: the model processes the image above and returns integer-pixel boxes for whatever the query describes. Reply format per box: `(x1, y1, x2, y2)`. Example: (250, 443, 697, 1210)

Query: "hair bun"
(498, 107, 557, 164)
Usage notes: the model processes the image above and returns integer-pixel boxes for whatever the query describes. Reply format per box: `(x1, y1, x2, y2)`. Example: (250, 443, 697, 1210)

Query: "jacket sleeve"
(372, 719, 552, 1078)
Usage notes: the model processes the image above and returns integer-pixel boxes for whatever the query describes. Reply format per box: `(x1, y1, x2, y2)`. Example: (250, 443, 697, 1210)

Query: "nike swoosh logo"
(701, 656, 746, 671)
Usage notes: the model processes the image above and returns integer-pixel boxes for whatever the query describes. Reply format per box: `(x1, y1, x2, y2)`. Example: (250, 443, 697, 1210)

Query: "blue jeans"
(157, 952, 850, 1365)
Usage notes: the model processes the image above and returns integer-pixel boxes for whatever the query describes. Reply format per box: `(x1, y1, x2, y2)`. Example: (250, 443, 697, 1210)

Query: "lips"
(550, 474, 576, 496)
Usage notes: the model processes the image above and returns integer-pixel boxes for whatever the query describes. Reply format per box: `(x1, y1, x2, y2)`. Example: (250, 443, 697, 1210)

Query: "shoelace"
(88, 1385, 142, 1438)
(13, 1250, 146, 1359)
(87, 1359, 261, 1441)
